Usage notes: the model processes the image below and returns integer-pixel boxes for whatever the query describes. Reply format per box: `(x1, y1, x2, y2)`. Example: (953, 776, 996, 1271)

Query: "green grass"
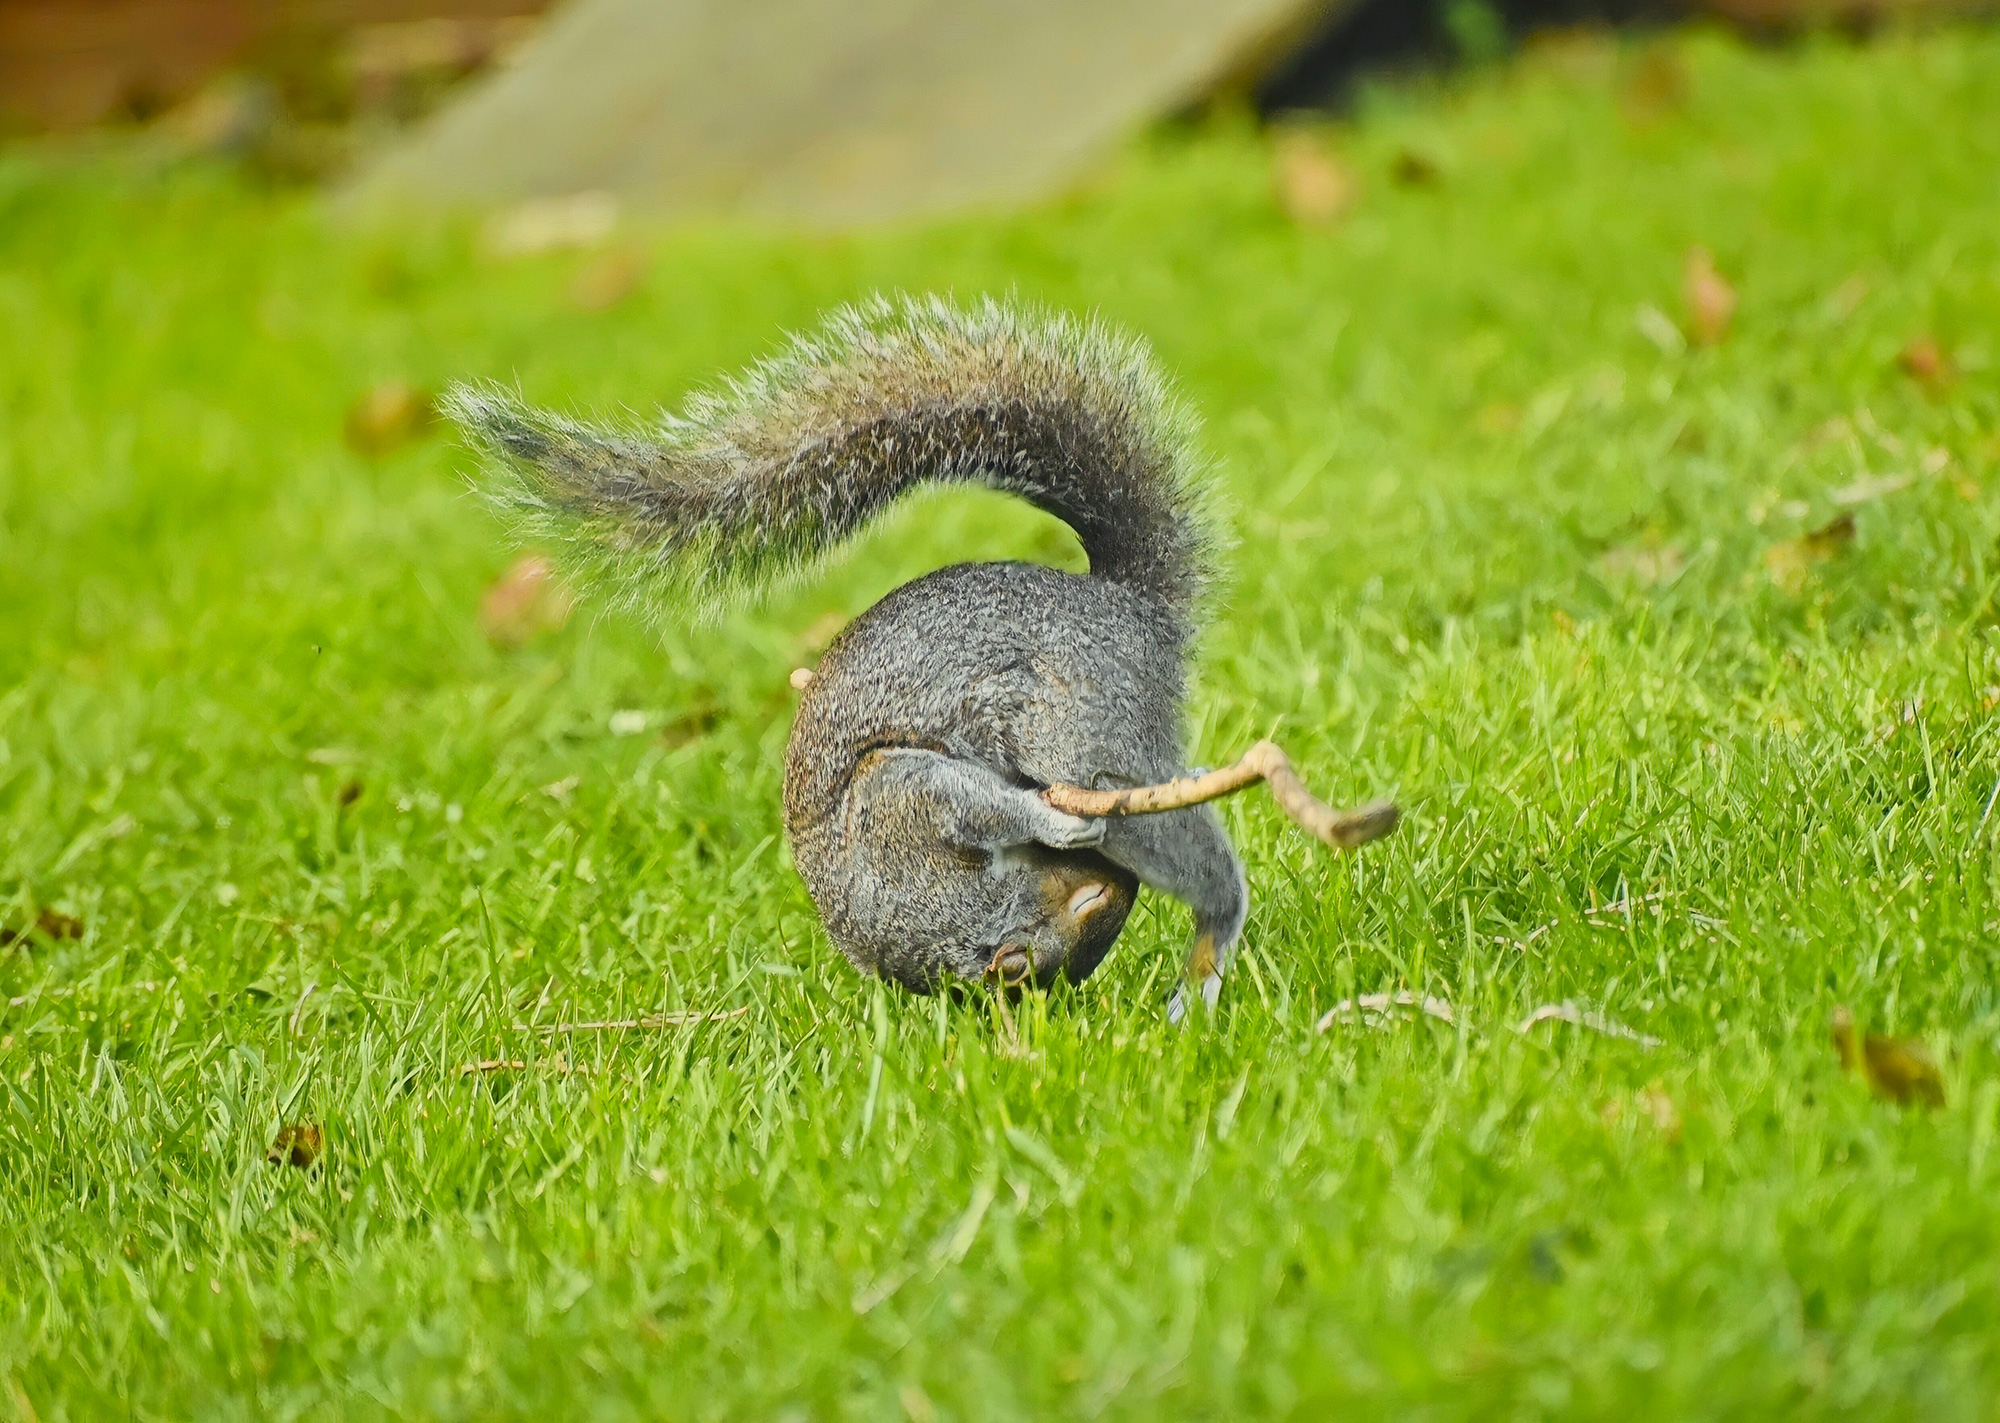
(5, 24, 2000, 1419)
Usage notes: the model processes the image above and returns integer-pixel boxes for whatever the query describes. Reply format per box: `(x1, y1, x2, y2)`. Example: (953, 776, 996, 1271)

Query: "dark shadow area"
(1257, 0, 1685, 114)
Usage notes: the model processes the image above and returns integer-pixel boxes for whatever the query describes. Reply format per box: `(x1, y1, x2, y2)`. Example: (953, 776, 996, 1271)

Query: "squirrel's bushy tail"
(445, 294, 1217, 623)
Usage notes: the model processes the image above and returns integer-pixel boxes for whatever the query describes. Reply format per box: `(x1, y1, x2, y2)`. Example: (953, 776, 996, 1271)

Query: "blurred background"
(3, 0, 1988, 224)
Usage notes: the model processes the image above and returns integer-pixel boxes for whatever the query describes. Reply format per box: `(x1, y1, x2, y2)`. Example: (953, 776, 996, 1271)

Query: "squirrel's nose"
(986, 944, 1034, 987)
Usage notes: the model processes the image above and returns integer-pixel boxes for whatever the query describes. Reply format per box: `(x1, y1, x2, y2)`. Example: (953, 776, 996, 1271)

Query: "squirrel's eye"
(1065, 882, 1113, 919)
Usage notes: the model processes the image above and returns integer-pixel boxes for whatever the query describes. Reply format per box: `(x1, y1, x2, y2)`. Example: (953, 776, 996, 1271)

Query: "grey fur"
(444, 293, 1219, 623)
(449, 295, 1247, 1004)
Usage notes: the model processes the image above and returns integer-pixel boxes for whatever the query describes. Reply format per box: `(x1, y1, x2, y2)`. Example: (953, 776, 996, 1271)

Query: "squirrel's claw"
(1165, 973, 1223, 1025)
(1166, 931, 1227, 1023)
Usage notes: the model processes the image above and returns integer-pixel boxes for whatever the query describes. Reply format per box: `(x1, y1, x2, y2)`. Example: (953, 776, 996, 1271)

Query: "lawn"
(5, 23, 2000, 1419)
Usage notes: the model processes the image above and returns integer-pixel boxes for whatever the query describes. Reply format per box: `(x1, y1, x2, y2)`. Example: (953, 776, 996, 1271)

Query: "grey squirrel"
(447, 295, 1255, 1016)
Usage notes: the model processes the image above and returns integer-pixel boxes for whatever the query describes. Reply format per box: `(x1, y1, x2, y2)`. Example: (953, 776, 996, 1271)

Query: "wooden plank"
(346, 0, 1351, 226)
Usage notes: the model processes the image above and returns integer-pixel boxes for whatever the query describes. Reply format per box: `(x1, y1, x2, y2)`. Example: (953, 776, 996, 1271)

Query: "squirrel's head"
(977, 847, 1139, 991)
(815, 841, 1139, 995)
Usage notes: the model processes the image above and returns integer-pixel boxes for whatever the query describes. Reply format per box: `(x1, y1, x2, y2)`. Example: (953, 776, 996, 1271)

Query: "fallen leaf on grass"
(569, 246, 650, 312)
(1764, 513, 1855, 594)
(1619, 45, 1689, 127)
(1682, 246, 1737, 347)
(1897, 336, 1956, 393)
(37, 909, 84, 939)
(1, 909, 85, 947)
(1315, 991, 1456, 1033)
(1832, 1005, 1944, 1108)
(344, 381, 436, 457)
(1390, 149, 1441, 186)
(1516, 1002, 1661, 1049)
(477, 553, 575, 647)
(657, 706, 719, 749)
(1271, 130, 1358, 228)
(266, 1122, 323, 1169)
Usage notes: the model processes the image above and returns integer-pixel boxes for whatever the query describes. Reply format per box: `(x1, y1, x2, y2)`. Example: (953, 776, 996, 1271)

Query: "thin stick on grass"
(513, 1007, 751, 1034)
(1042, 739, 1398, 850)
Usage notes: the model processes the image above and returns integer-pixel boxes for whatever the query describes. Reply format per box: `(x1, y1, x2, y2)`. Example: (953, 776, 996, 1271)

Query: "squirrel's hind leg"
(1093, 808, 1247, 1021)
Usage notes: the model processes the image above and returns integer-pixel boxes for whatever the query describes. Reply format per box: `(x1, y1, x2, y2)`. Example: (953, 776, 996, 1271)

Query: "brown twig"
(1042, 739, 1398, 850)
(1315, 991, 1456, 1033)
(513, 1007, 751, 1034)
(458, 1056, 594, 1076)
(1516, 1002, 1661, 1049)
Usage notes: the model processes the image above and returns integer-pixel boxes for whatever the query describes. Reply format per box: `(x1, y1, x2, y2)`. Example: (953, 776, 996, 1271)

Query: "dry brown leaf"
(1897, 336, 1956, 393)
(1764, 513, 1855, 594)
(1315, 991, 1455, 1033)
(1831, 1005, 1944, 1108)
(1521, 26, 1617, 84)
(1390, 149, 1441, 186)
(1272, 131, 1357, 229)
(1, 909, 83, 947)
(1619, 46, 1689, 127)
(570, 247, 650, 313)
(1682, 246, 1737, 347)
(267, 1122, 323, 1169)
(658, 706, 719, 749)
(343, 382, 436, 458)
(477, 553, 575, 648)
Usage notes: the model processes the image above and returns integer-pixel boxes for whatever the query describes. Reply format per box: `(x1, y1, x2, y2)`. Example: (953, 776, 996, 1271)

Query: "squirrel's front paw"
(1037, 808, 1107, 849)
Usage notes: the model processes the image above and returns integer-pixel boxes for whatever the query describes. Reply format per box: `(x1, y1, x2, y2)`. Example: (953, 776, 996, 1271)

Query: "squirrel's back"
(445, 294, 1219, 626)
(783, 560, 1189, 835)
